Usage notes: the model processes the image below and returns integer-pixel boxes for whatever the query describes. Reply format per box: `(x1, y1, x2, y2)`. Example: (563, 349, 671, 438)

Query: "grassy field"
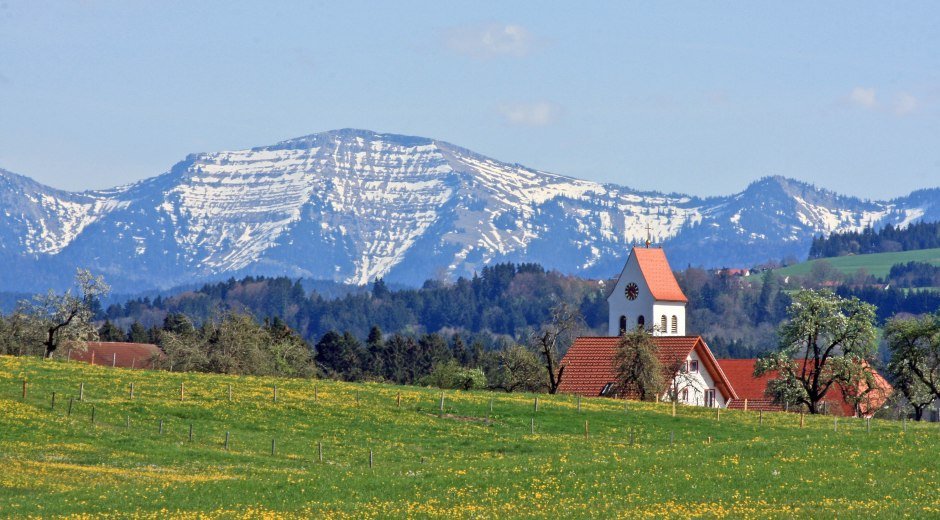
(774, 248, 940, 279)
(1, 356, 939, 518)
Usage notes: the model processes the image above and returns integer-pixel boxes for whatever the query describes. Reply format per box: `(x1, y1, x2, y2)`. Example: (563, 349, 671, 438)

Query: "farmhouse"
(67, 341, 163, 369)
(719, 358, 892, 417)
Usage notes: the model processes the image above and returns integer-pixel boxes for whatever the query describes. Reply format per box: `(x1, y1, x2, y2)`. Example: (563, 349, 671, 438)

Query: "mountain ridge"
(1, 129, 938, 292)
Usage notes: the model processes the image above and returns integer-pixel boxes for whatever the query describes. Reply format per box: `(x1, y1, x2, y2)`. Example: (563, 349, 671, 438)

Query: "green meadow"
(775, 248, 940, 279)
(1, 355, 938, 519)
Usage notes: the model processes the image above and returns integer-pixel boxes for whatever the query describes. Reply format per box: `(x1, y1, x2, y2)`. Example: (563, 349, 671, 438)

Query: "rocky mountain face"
(1, 129, 937, 292)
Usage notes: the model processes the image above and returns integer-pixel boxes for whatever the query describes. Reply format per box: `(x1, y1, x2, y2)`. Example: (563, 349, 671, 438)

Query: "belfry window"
(660, 315, 667, 332)
(619, 315, 627, 335)
(637, 315, 645, 328)
(671, 315, 678, 334)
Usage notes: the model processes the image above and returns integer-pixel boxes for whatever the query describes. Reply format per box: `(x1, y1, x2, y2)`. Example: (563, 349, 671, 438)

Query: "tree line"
(809, 221, 940, 259)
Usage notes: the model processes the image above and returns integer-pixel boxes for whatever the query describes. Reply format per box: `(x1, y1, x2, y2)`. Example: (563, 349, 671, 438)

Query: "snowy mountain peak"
(0, 129, 938, 292)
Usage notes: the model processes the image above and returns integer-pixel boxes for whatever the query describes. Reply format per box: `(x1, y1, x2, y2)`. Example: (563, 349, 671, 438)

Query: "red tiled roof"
(717, 358, 893, 417)
(633, 248, 688, 302)
(67, 342, 164, 369)
(558, 336, 736, 400)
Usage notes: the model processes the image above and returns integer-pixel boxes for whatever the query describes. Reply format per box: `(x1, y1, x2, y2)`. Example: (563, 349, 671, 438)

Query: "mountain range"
(2, 128, 938, 293)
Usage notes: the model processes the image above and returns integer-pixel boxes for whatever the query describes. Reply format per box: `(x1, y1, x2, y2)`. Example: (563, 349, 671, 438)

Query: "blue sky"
(1, 1, 937, 198)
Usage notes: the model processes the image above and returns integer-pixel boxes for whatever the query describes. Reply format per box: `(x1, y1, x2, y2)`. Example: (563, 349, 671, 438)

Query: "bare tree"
(528, 303, 583, 394)
(21, 270, 110, 358)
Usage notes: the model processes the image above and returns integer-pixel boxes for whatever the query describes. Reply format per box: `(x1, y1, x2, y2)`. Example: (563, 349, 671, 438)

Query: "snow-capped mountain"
(1, 129, 938, 292)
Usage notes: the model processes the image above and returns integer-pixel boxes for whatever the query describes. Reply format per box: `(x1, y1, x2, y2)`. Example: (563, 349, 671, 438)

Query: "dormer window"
(689, 360, 699, 373)
(600, 383, 615, 396)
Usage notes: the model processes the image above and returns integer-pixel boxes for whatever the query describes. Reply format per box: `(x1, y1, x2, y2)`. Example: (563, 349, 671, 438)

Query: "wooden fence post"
(577, 395, 581, 413)
(228, 384, 232, 402)
(530, 417, 535, 434)
(180, 381, 185, 401)
(584, 420, 589, 439)
(189, 424, 194, 442)
(112, 353, 116, 367)
(672, 400, 676, 417)
(314, 383, 318, 402)
(439, 392, 445, 416)
(744, 398, 748, 411)
(50, 392, 55, 410)
(489, 397, 493, 413)
(834, 417, 838, 432)
(759, 409, 763, 426)
(91, 406, 96, 424)
(800, 412, 805, 428)
(159, 419, 164, 435)
(318, 441, 323, 462)
(91, 351, 95, 365)
(397, 392, 401, 408)
(629, 430, 634, 446)
(356, 390, 360, 406)
(866, 417, 871, 433)
(21, 380, 27, 400)
(271, 438, 276, 456)
(534, 396, 539, 412)
(670, 431, 674, 446)
(369, 449, 374, 469)
(131, 358, 136, 369)
(125, 415, 130, 428)
(79, 382, 84, 401)
(67, 397, 73, 417)
(129, 382, 135, 399)
(224, 431, 230, 450)
(273, 385, 278, 403)
(707, 436, 712, 444)
(716, 408, 720, 422)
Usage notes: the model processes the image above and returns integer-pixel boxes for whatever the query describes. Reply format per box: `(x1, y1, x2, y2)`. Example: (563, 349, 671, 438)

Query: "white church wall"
(651, 301, 686, 336)
(607, 253, 657, 335)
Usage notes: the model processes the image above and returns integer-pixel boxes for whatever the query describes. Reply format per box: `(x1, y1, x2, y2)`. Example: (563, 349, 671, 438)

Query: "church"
(558, 244, 738, 407)
(558, 244, 893, 415)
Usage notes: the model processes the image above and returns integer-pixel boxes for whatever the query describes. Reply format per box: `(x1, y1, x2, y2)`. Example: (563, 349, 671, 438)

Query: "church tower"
(607, 246, 687, 336)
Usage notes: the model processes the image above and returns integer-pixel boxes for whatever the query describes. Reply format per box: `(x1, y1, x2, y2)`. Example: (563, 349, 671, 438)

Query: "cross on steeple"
(645, 222, 652, 248)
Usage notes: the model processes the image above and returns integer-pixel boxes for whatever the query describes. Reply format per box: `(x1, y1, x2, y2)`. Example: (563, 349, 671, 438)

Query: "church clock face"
(625, 282, 639, 300)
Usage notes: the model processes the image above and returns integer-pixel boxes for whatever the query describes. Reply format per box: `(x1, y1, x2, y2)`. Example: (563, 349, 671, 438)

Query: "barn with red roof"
(67, 342, 164, 369)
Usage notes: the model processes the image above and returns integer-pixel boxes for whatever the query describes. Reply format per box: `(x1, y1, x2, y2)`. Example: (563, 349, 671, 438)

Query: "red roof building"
(66, 342, 164, 369)
(717, 358, 893, 417)
(558, 336, 738, 407)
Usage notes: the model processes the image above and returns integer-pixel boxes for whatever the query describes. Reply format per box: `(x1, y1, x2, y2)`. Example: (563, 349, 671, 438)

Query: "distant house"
(718, 358, 893, 417)
(67, 342, 164, 369)
(558, 335, 738, 407)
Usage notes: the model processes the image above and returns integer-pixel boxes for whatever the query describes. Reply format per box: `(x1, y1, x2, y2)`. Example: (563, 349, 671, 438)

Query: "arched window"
(671, 315, 678, 334)
(619, 315, 627, 335)
(660, 315, 667, 332)
(637, 315, 645, 328)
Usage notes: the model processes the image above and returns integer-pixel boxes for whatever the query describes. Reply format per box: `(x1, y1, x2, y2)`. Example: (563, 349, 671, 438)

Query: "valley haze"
(1, 129, 938, 293)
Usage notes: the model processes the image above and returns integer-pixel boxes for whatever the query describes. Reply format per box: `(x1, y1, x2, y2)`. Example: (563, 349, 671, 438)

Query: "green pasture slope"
(774, 248, 940, 279)
(1, 356, 939, 518)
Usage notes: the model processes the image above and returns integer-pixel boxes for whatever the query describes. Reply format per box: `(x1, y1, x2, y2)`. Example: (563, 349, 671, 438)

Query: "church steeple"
(606, 246, 687, 337)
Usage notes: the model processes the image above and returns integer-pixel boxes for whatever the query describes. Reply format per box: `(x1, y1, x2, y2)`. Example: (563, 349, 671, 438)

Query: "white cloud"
(893, 92, 918, 115)
(497, 101, 561, 127)
(444, 22, 536, 59)
(848, 87, 877, 109)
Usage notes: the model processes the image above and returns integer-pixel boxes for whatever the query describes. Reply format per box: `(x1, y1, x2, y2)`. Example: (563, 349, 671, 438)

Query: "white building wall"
(607, 253, 656, 335)
(662, 350, 726, 408)
(651, 302, 686, 336)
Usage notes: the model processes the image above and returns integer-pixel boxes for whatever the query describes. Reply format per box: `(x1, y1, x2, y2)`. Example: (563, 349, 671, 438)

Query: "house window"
(704, 389, 715, 407)
(660, 315, 667, 332)
(681, 388, 689, 401)
(671, 315, 678, 333)
(637, 315, 645, 328)
(689, 360, 699, 373)
(601, 383, 615, 396)
(619, 316, 627, 335)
